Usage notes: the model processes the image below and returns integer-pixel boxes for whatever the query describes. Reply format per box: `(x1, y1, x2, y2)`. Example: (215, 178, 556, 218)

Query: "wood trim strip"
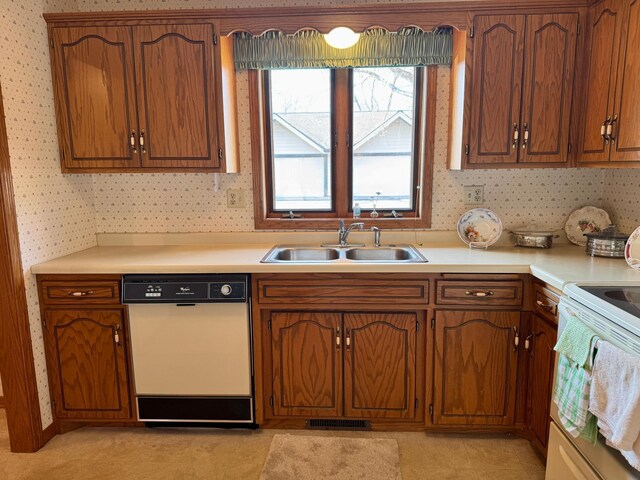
(43, 1, 593, 31)
(0, 83, 48, 452)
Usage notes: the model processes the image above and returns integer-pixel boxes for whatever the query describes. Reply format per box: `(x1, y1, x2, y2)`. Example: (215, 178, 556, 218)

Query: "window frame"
(249, 65, 436, 230)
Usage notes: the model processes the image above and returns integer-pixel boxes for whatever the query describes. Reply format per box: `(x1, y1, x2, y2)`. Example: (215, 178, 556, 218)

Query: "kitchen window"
(250, 65, 436, 229)
(237, 27, 451, 229)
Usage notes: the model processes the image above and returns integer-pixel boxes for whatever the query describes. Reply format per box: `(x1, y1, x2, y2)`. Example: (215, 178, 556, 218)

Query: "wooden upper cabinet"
(520, 14, 578, 164)
(577, 0, 624, 163)
(270, 312, 342, 417)
(462, 13, 578, 168)
(468, 15, 525, 165)
(51, 26, 140, 170)
(433, 310, 520, 426)
(48, 19, 239, 173)
(44, 308, 131, 420)
(611, 0, 640, 162)
(343, 313, 417, 419)
(133, 24, 220, 169)
(526, 314, 557, 453)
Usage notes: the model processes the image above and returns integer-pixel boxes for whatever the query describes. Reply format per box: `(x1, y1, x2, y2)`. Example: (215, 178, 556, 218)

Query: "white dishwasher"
(123, 274, 254, 426)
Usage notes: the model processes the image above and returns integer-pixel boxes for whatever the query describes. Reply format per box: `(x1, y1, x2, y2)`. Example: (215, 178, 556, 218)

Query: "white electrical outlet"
(464, 185, 484, 205)
(227, 189, 245, 208)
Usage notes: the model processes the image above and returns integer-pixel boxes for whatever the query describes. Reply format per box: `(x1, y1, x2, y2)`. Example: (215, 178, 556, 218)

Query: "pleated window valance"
(233, 27, 453, 70)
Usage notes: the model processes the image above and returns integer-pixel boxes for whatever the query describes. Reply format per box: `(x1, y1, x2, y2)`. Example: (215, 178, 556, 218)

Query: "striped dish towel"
(554, 353, 598, 444)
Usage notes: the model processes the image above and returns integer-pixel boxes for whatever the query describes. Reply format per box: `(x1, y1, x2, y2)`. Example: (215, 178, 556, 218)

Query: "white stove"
(546, 282, 640, 480)
(564, 283, 640, 337)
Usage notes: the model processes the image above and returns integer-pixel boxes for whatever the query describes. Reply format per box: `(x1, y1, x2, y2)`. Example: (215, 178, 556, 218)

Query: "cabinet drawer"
(257, 279, 429, 305)
(41, 280, 120, 305)
(435, 281, 523, 306)
(533, 284, 560, 323)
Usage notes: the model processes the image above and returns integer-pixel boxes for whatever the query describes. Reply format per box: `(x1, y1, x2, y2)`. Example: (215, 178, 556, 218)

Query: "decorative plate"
(625, 226, 640, 271)
(457, 208, 503, 247)
(564, 206, 612, 246)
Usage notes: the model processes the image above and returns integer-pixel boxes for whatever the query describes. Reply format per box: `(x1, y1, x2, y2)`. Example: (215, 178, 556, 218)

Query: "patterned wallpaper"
(0, 0, 96, 428)
(603, 170, 640, 235)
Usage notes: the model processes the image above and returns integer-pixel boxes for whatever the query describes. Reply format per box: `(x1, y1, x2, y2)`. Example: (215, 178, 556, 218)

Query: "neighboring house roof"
(273, 111, 412, 152)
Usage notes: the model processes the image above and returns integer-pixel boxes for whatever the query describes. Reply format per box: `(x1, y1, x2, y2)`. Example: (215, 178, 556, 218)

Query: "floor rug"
(260, 434, 402, 480)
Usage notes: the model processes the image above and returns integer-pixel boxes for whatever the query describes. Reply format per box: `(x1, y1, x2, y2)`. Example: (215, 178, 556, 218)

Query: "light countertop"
(30, 243, 640, 291)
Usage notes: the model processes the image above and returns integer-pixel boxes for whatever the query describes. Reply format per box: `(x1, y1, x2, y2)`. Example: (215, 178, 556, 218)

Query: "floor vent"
(306, 419, 371, 430)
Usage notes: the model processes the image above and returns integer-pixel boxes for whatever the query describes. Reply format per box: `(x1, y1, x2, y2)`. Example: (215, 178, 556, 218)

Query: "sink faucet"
(370, 226, 381, 247)
(338, 219, 365, 246)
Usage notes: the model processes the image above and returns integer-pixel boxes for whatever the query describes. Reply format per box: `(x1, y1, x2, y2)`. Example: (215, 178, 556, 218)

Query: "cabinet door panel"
(611, 0, 640, 162)
(52, 27, 139, 170)
(468, 15, 525, 165)
(520, 14, 577, 164)
(343, 313, 417, 419)
(578, 0, 624, 162)
(271, 312, 341, 417)
(134, 24, 220, 169)
(44, 309, 131, 420)
(433, 310, 520, 426)
(527, 315, 557, 451)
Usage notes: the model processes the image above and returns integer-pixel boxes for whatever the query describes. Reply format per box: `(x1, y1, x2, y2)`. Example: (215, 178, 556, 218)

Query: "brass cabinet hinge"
(469, 26, 475, 38)
(60, 149, 66, 161)
(269, 396, 274, 407)
(429, 404, 433, 418)
(568, 143, 573, 153)
(464, 144, 470, 156)
(50, 37, 54, 49)
(213, 33, 218, 46)
(577, 23, 581, 35)
(52, 399, 56, 410)
(415, 398, 419, 409)
(268, 319, 272, 331)
(431, 318, 435, 330)
(416, 320, 419, 332)
(218, 148, 223, 160)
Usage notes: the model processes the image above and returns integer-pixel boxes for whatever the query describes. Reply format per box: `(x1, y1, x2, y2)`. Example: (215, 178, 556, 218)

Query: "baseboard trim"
(42, 422, 58, 445)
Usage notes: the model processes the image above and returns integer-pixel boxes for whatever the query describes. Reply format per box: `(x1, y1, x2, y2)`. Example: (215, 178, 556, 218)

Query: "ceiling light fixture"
(324, 27, 360, 49)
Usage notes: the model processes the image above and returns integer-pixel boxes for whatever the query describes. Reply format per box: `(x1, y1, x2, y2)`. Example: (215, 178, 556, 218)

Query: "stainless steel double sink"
(261, 245, 428, 263)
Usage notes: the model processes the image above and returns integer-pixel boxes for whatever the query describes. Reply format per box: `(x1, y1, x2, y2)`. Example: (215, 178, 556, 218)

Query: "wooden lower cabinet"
(271, 312, 342, 417)
(44, 308, 131, 420)
(433, 310, 520, 426)
(268, 310, 419, 422)
(526, 313, 558, 453)
(344, 313, 417, 419)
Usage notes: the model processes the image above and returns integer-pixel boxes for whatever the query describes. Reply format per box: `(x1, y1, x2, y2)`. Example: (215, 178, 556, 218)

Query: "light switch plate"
(464, 185, 484, 205)
(227, 189, 245, 208)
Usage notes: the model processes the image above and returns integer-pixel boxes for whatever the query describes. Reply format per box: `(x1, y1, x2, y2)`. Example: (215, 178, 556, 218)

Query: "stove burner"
(581, 286, 640, 318)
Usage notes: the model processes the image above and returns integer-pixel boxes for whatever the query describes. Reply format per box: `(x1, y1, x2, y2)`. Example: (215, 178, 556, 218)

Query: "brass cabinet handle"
(536, 300, 555, 311)
(603, 116, 612, 144)
(140, 130, 146, 153)
(114, 324, 121, 346)
(130, 131, 137, 153)
(513, 326, 520, 351)
(68, 290, 94, 297)
(336, 326, 341, 350)
(512, 123, 519, 149)
(609, 115, 618, 144)
(346, 328, 351, 350)
(522, 123, 529, 149)
(525, 334, 533, 351)
(601, 120, 607, 141)
(465, 290, 494, 297)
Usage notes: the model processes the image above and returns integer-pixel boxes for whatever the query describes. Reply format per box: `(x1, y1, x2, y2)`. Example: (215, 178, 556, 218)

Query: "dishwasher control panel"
(122, 274, 248, 303)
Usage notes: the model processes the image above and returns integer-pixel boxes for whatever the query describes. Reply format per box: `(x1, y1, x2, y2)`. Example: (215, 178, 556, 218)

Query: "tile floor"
(0, 410, 545, 479)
